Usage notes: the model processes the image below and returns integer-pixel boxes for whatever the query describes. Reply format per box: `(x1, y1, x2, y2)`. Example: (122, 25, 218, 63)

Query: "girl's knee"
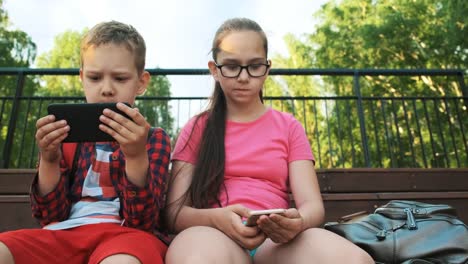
(166, 226, 250, 264)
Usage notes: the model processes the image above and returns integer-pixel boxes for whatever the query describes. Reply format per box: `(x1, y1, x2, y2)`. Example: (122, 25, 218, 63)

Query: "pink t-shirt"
(172, 108, 315, 210)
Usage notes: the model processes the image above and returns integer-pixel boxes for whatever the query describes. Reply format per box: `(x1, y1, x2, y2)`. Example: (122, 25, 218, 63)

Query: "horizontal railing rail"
(0, 68, 466, 168)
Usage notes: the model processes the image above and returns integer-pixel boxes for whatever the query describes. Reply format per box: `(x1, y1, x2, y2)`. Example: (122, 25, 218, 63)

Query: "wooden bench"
(1, 168, 467, 232)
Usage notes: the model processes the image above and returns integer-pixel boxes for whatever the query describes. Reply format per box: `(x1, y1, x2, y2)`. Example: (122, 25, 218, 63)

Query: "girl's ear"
(79, 69, 84, 82)
(266, 59, 272, 75)
(208, 61, 220, 82)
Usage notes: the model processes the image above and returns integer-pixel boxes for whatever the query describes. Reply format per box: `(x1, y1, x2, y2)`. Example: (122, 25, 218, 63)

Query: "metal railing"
(0, 68, 466, 168)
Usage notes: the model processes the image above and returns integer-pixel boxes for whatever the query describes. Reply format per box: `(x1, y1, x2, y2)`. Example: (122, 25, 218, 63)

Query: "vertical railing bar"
(457, 72, 468, 109)
(324, 100, 333, 167)
(18, 98, 33, 167)
(176, 99, 181, 132)
(381, 99, 395, 168)
(390, 99, 403, 167)
(422, 99, 437, 167)
(452, 99, 468, 164)
(302, 99, 308, 135)
(29, 99, 45, 168)
(432, 99, 449, 166)
(0, 99, 7, 128)
(2, 70, 26, 168)
(443, 97, 460, 167)
(346, 100, 357, 167)
(335, 99, 345, 168)
(401, 99, 416, 166)
(370, 98, 383, 167)
(353, 71, 370, 167)
(412, 99, 428, 168)
(291, 98, 296, 116)
(313, 100, 322, 168)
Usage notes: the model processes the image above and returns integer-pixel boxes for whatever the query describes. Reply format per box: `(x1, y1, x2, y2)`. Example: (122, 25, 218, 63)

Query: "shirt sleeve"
(171, 115, 205, 164)
(119, 128, 171, 231)
(30, 160, 72, 226)
(288, 117, 315, 163)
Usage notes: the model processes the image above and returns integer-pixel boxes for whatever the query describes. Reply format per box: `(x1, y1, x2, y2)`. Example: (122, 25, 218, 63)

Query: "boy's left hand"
(99, 102, 150, 159)
(257, 208, 304, 244)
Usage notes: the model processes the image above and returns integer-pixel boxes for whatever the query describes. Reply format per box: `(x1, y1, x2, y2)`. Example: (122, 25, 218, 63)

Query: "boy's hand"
(35, 115, 70, 163)
(99, 102, 150, 158)
(99, 102, 150, 187)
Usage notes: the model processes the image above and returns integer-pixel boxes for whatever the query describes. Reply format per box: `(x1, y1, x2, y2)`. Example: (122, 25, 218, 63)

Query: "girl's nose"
(237, 67, 250, 81)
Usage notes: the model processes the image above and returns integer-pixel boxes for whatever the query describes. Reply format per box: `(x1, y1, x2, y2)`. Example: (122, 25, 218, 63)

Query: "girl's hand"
(257, 208, 304, 243)
(35, 115, 70, 163)
(99, 102, 150, 159)
(215, 204, 266, 250)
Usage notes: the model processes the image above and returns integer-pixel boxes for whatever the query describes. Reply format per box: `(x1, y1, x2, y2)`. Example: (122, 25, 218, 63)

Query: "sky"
(4, 0, 328, 98)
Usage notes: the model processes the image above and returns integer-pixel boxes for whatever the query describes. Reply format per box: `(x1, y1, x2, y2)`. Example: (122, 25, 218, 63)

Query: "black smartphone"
(47, 102, 131, 142)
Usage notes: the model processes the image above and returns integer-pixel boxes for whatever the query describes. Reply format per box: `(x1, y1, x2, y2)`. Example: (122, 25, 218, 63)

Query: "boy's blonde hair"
(80, 20, 146, 74)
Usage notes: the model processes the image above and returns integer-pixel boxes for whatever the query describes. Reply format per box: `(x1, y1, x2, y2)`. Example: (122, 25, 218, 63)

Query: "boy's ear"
(79, 69, 84, 82)
(136, 71, 150, 95)
(208, 61, 220, 81)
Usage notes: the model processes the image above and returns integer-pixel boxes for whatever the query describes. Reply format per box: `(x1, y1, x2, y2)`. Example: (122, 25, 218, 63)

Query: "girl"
(165, 18, 374, 264)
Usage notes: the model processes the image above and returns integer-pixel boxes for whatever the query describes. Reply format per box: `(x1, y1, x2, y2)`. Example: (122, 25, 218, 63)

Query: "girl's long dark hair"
(174, 18, 268, 212)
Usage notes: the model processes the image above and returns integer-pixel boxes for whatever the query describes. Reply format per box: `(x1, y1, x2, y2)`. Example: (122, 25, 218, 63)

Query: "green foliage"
(0, 0, 36, 68)
(36, 29, 84, 96)
(137, 73, 175, 139)
(267, 0, 468, 168)
(310, 0, 466, 96)
(0, 0, 36, 96)
(0, 0, 38, 167)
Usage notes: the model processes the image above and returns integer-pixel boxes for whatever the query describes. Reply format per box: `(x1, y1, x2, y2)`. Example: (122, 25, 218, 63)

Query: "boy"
(0, 21, 170, 264)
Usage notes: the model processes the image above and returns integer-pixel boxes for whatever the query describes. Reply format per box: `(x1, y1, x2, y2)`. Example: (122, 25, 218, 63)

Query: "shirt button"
(128, 191, 137, 197)
(111, 155, 118, 160)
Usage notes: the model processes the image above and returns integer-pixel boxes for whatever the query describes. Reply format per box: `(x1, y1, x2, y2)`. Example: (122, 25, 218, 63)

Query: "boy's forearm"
(125, 152, 149, 187)
(37, 159, 61, 196)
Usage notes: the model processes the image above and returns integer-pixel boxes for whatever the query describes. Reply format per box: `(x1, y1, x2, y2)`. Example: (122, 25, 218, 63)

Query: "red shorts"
(0, 223, 167, 264)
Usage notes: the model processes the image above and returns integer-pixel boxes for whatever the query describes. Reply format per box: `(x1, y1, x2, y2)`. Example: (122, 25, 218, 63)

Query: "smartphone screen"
(47, 102, 130, 142)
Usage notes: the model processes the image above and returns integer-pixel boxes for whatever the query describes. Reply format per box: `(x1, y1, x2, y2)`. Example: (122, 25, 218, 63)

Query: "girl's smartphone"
(47, 102, 130, 142)
(245, 209, 287, 227)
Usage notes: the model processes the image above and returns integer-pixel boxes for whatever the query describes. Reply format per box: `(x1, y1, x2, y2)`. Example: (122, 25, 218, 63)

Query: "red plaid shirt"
(30, 128, 171, 244)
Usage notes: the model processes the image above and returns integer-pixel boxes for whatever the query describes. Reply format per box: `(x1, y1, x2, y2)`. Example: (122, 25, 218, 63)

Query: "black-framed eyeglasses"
(215, 61, 270, 78)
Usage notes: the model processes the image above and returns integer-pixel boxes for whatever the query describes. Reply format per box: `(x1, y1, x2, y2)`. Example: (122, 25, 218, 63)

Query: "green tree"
(0, 0, 38, 168)
(36, 30, 84, 96)
(268, 0, 467, 168)
(0, 0, 36, 70)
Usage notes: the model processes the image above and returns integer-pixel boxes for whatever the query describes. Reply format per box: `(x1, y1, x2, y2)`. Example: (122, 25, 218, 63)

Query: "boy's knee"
(0, 242, 15, 264)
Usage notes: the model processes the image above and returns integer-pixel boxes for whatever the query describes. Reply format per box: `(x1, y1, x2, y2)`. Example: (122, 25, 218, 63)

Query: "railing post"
(2, 70, 25, 168)
(353, 70, 371, 167)
(458, 72, 468, 109)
